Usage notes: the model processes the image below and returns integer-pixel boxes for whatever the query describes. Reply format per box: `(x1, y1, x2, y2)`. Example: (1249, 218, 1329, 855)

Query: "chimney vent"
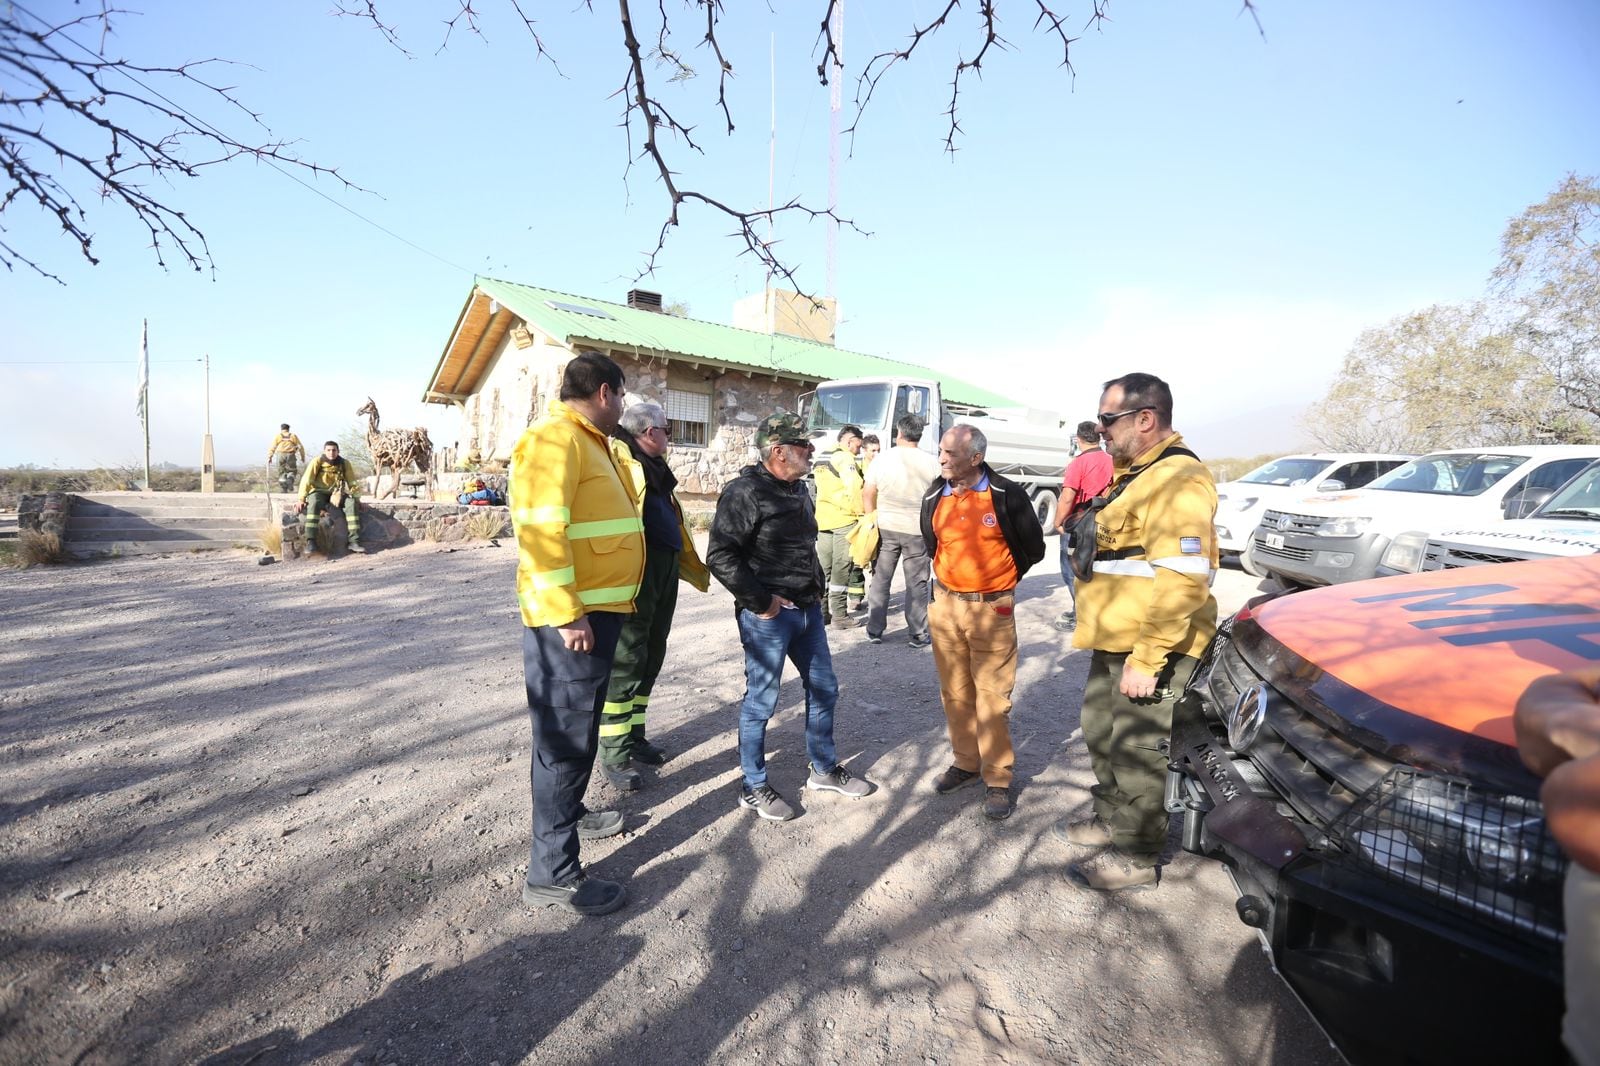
(626, 289, 664, 312)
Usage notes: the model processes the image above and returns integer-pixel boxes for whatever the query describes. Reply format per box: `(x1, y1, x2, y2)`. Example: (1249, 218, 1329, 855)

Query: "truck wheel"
(1031, 488, 1058, 530)
(1240, 546, 1264, 578)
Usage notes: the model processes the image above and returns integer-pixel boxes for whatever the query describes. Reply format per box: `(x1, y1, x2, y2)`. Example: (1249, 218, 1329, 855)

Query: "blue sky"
(2, 1, 1597, 468)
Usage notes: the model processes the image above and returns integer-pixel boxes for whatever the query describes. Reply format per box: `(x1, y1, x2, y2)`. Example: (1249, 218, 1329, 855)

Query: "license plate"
(1263, 533, 1285, 550)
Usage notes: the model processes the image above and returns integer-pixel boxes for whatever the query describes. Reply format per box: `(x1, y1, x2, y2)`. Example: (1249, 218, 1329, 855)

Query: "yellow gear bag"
(848, 512, 880, 568)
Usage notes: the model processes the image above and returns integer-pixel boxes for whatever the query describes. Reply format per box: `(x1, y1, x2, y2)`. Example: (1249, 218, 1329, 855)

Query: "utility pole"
(200, 353, 216, 493)
(826, 0, 843, 301)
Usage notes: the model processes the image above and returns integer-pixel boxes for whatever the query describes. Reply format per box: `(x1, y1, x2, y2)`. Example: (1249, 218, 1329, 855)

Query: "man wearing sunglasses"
(1056, 372, 1218, 891)
(706, 411, 875, 822)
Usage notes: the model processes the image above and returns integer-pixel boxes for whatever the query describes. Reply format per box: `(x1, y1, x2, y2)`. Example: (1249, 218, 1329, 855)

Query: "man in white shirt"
(861, 414, 942, 647)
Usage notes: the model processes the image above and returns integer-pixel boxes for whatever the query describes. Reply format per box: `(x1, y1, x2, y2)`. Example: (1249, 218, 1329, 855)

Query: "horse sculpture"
(356, 397, 434, 500)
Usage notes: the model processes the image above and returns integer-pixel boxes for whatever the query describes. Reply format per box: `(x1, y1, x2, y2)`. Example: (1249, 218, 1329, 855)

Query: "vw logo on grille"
(1276, 514, 1293, 532)
(1227, 682, 1269, 751)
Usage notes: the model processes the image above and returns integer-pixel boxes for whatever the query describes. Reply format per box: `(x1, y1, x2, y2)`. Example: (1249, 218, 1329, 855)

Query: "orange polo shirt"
(932, 481, 1018, 593)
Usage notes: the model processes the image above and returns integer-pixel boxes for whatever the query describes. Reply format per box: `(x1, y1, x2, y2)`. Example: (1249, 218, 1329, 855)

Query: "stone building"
(422, 277, 1011, 494)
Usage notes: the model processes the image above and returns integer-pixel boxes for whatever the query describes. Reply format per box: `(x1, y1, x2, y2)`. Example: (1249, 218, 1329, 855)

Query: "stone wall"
(272, 499, 510, 560)
(17, 493, 72, 539)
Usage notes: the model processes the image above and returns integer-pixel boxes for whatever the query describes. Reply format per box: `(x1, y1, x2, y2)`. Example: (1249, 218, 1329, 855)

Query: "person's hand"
(1119, 662, 1157, 699)
(558, 616, 595, 653)
(1543, 753, 1600, 874)
(1515, 667, 1600, 778)
(756, 595, 792, 620)
(292, 501, 305, 515)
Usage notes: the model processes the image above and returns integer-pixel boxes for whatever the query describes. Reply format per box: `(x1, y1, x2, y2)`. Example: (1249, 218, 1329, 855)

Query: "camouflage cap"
(756, 411, 811, 447)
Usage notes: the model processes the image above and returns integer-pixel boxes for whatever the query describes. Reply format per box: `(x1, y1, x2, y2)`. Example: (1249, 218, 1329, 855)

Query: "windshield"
(1366, 452, 1523, 496)
(804, 383, 890, 433)
(1535, 462, 1600, 519)
(1237, 457, 1332, 486)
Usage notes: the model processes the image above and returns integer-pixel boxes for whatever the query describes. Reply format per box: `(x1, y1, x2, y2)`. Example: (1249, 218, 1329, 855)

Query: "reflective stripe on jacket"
(1071, 433, 1219, 676)
(297, 457, 361, 501)
(511, 400, 646, 628)
(813, 445, 864, 531)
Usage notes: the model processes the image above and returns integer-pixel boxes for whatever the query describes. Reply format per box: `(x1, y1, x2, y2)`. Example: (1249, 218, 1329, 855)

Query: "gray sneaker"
(806, 764, 873, 798)
(739, 784, 797, 821)
(523, 873, 627, 915)
(1052, 611, 1076, 632)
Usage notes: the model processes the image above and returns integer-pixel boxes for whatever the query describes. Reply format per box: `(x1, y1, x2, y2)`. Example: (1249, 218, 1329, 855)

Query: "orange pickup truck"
(1166, 554, 1597, 1064)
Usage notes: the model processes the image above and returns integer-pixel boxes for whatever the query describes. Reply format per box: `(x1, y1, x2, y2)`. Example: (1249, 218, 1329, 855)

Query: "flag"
(136, 319, 148, 428)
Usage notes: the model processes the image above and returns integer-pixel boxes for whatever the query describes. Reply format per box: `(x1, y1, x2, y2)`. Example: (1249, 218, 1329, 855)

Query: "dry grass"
(460, 508, 510, 540)
(260, 521, 282, 555)
(16, 530, 65, 568)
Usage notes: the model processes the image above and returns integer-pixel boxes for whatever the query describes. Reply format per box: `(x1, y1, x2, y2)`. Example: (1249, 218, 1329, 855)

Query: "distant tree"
(1491, 173, 1600, 428)
(663, 300, 691, 318)
(1303, 303, 1577, 453)
(336, 426, 375, 477)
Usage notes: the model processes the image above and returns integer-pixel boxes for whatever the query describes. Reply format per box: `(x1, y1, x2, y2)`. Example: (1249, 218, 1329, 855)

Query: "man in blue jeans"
(706, 412, 876, 820)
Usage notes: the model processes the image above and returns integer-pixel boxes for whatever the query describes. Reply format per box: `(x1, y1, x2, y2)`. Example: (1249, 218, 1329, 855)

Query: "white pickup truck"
(1375, 458, 1600, 574)
(797, 375, 1074, 527)
(1248, 445, 1600, 587)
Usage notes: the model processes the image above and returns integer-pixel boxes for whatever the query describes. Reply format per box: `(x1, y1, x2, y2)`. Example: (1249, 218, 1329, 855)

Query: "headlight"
(1329, 769, 1566, 940)
(1217, 494, 1258, 512)
(1316, 515, 1370, 538)
(1380, 531, 1429, 573)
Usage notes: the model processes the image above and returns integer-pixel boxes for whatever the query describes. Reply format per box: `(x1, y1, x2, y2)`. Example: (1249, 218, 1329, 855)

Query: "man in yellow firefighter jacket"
(513, 352, 644, 917)
(814, 424, 867, 628)
(1059, 372, 1218, 891)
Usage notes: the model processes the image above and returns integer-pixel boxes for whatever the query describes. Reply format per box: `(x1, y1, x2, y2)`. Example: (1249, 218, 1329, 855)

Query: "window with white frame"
(664, 388, 711, 447)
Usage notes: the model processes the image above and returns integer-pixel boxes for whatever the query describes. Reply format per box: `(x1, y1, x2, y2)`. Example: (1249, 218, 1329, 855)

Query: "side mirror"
(1504, 488, 1555, 519)
(1316, 479, 1346, 492)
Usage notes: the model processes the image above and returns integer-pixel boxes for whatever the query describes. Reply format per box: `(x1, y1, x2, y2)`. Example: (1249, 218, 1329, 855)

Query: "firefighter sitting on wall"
(294, 441, 365, 555)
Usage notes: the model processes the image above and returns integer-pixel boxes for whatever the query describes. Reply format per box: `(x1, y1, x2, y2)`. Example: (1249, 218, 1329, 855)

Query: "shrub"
(260, 521, 282, 555)
(461, 508, 510, 540)
(17, 530, 65, 568)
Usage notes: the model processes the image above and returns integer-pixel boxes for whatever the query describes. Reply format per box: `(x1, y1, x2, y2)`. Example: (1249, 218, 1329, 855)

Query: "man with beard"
(1057, 372, 1218, 891)
(596, 401, 710, 791)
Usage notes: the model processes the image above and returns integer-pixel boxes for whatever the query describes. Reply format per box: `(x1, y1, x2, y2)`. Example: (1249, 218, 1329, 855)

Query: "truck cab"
(797, 376, 1074, 528)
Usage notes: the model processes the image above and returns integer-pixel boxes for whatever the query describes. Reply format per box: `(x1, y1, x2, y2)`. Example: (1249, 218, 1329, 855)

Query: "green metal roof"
(472, 276, 1021, 410)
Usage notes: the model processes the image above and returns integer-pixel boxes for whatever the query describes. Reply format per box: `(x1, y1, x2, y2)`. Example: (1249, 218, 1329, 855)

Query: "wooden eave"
(422, 289, 515, 403)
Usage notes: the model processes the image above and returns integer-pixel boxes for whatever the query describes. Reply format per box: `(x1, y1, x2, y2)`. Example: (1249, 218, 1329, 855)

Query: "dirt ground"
(0, 538, 1345, 1066)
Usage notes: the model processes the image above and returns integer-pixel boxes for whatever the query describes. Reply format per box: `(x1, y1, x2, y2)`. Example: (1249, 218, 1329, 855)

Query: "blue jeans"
(734, 602, 839, 789)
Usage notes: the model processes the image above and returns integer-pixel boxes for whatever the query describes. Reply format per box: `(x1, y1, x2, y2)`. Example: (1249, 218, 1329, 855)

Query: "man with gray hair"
(597, 401, 710, 791)
(919, 423, 1045, 820)
(862, 413, 940, 647)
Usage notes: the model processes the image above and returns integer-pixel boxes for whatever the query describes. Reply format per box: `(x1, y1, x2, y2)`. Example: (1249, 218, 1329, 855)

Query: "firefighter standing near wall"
(814, 424, 867, 629)
(597, 401, 710, 792)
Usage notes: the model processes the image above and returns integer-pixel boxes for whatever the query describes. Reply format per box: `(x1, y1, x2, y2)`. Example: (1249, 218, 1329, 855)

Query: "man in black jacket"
(706, 412, 876, 822)
(919, 424, 1046, 820)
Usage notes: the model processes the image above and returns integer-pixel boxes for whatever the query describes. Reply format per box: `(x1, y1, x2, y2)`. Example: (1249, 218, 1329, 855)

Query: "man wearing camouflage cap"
(706, 411, 876, 821)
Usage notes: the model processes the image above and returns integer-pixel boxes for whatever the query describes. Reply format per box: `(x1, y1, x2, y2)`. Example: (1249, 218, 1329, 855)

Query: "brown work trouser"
(929, 585, 1018, 788)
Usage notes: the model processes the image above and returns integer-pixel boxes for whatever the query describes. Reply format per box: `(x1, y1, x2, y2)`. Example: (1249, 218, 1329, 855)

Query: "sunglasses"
(779, 439, 814, 450)
(1098, 406, 1153, 428)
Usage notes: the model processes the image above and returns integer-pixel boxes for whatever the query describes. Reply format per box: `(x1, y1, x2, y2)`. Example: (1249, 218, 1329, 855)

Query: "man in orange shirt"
(918, 424, 1046, 819)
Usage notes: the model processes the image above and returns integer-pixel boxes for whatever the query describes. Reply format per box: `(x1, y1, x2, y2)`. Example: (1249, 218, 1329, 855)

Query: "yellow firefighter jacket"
(1071, 433, 1218, 677)
(512, 400, 646, 628)
(813, 444, 864, 531)
(297, 456, 362, 501)
(268, 432, 305, 461)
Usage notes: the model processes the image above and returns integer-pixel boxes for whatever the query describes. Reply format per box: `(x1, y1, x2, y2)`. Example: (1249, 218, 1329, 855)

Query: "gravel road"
(0, 538, 1344, 1066)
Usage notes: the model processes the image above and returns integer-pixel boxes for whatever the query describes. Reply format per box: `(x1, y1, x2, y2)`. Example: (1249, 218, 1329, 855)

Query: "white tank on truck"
(797, 375, 1075, 527)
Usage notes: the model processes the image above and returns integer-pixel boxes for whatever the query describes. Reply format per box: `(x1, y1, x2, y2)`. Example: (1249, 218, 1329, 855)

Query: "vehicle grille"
(1421, 543, 1532, 571)
(1323, 768, 1565, 942)
(1260, 509, 1324, 535)
(1250, 536, 1313, 562)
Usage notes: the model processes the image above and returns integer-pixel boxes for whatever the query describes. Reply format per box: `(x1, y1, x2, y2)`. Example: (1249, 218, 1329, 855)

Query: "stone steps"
(66, 492, 274, 559)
